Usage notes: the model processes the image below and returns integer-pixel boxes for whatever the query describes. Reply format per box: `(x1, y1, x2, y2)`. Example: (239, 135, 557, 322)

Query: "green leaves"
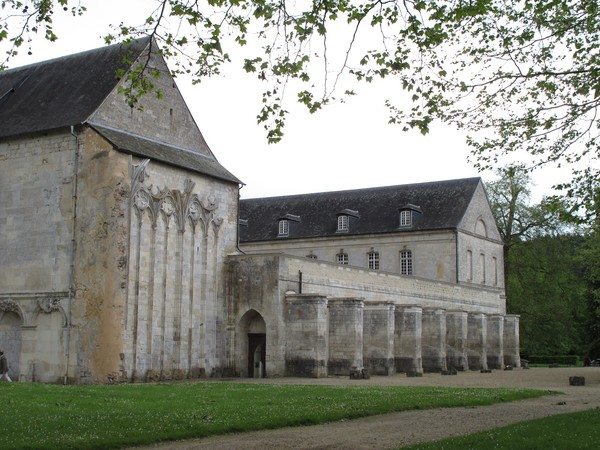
(1, 0, 597, 222)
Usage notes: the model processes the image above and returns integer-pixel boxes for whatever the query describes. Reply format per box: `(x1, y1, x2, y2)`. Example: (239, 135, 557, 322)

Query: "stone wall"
(226, 254, 519, 378)
(124, 156, 239, 381)
(284, 294, 329, 377)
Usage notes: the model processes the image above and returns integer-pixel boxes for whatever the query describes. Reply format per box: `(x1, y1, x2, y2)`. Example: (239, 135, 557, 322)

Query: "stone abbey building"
(0, 38, 519, 383)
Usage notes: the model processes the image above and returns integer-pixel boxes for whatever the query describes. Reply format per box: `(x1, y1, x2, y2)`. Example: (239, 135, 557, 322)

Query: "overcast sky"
(4, 1, 569, 201)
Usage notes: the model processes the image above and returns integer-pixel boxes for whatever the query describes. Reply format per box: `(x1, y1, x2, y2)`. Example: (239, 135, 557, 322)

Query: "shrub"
(527, 355, 579, 366)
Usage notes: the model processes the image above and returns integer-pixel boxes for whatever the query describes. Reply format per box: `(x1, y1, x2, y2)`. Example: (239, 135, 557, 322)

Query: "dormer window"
(337, 215, 349, 231)
(277, 213, 301, 237)
(398, 204, 422, 228)
(336, 209, 359, 233)
(400, 210, 412, 227)
(278, 219, 289, 236)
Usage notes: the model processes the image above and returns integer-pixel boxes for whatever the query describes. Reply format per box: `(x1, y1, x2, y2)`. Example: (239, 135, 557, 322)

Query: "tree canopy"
(1, 0, 598, 218)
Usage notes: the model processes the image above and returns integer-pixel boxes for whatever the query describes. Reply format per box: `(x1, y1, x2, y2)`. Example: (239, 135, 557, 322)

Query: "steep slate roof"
(0, 37, 151, 138)
(0, 37, 241, 185)
(91, 124, 240, 184)
(239, 178, 482, 242)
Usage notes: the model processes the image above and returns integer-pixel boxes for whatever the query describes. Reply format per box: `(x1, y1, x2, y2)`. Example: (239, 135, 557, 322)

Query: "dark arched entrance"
(238, 310, 267, 378)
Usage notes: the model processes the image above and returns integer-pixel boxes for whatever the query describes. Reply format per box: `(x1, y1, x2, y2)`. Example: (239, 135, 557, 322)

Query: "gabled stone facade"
(0, 38, 519, 383)
(0, 38, 240, 383)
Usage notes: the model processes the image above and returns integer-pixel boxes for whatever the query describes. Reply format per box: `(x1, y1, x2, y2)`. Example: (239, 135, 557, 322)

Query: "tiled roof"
(239, 178, 481, 242)
(0, 37, 151, 138)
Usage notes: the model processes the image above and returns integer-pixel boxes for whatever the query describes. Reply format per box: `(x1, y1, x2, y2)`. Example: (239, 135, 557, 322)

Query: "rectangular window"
(278, 219, 289, 236)
(467, 250, 473, 281)
(337, 253, 348, 265)
(480, 253, 486, 284)
(400, 210, 412, 227)
(337, 215, 349, 231)
(493, 256, 498, 286)
(400, 250, 412, 275)
(368, 251, 379, 270)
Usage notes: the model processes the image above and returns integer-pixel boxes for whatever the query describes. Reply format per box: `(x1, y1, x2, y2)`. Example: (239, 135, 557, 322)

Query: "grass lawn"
(0, 381, 552, 449)
(403, 407, 600, 449)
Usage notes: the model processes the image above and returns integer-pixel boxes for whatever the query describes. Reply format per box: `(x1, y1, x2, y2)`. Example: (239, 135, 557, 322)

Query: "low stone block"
(569, 376, 585, 386)
(349, 369, 362, 380)
(406, 371, 423, 377)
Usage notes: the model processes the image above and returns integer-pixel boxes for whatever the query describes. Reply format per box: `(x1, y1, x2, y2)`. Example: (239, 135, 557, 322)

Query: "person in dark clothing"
(0, 350, 11, 382)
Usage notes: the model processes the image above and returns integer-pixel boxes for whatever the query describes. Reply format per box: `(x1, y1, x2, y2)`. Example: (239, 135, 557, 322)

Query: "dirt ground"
(127, 367, 600, 449)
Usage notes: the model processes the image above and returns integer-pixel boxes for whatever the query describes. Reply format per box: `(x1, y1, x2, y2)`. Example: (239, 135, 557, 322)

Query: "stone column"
(394, 305, 423, 375)
(363, 302, 395, 375)
(422, 308, 447, 373)
(503, 314, 521, 368)
(445, 310, 469, 371)
(486, 314, 504, 369)
(284, 294, 329, 377)
(328, 298, 364, 375)
(467, 313, 488, 370)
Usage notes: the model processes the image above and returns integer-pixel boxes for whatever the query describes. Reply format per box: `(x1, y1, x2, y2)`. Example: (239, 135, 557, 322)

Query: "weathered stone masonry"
(227, 254, 520, 378)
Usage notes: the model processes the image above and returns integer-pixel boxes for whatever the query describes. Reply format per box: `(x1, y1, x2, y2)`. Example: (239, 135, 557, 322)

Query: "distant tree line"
(487, 167, 600, 359)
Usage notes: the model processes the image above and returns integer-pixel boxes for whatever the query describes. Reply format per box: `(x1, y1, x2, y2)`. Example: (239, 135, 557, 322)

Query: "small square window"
(278, 219, 289, 236)
(337, 253, 348, 265)
(337, 215, 349, 231)
(400, 210, 412, 227)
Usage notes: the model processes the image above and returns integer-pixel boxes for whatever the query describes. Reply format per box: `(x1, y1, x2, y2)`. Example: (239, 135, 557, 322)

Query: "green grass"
(0, 381, 552, 449)
(403, 407, 600, 449)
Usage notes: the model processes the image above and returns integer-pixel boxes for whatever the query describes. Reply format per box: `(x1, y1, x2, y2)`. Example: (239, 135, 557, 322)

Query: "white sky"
(4, 1, 569, 201)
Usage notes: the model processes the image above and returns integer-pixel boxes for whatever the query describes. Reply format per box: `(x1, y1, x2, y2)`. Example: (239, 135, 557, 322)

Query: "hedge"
(526, 355, 580, 366)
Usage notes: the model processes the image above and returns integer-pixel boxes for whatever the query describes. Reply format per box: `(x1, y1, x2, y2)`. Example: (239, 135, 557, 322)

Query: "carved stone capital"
(0, 298, 19, 314)
(38, 296, 62, 313)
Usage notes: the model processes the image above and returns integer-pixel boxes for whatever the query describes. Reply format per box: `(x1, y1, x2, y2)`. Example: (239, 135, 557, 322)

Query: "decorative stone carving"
(38, 296, 62, 313)
(133, 189, 150, 211)
(129, 161, 224, 235)
(161, 197, 175, 216)
(0, 298, 19, 314)
(189, 199, 202, 221)
(205, 193, 217, 211)
(129, 158, 150, 196)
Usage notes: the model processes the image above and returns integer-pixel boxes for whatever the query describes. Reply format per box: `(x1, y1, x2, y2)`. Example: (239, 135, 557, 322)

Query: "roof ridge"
(241, 177, 482, 202)
(3, 36, 151, 73)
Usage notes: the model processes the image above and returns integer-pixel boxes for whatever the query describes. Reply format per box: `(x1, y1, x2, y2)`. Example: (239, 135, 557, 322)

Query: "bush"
(527, 355, 580, 366)
(586, 339, 600, 360)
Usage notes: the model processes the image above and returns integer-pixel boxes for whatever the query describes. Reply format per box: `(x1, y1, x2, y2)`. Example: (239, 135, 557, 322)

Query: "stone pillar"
(284, 294, 329, 377)
(363, 302, 395, 375)
(503, 314, 521, 368)
(467, 313, 488, 370)
(486, 314, 504, 369)
(445, 310, 469, 371)
(394, 305, 423, 375)
(328, 298, 364, 375)
(422, 308, 447, 373)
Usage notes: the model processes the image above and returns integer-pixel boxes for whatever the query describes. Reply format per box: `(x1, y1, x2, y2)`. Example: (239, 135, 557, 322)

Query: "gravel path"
(126, 367, 600, 449)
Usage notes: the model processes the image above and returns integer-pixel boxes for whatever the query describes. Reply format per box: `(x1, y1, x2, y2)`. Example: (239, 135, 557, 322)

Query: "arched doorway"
(238, 310, 266, 378)
(248, 333, 266, 378)
(0, 311, 22, 381)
